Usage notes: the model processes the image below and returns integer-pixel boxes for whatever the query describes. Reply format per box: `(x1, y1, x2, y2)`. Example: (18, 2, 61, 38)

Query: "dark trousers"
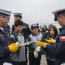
(47, 59, 55, 65)
(29, 53, 41, 65)
(0, 57, 11, 65)
(12, 61, 27, 65)
(29, 58, 40, 65)
(0, 61, 3, 65)
(0, 61, 11, 65)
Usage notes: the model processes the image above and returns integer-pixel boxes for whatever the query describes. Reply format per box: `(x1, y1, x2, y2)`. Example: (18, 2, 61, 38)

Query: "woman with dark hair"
(42, 25, 58, 65)
(47, 25, 58, 39)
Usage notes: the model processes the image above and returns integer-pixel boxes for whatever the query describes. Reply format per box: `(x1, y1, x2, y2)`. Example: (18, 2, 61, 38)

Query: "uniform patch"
(59, 36, 65, 42)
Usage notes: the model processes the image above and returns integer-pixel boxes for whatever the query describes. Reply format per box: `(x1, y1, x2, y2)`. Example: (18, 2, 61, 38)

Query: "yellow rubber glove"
(8, 43, 19, 53)
(36, 41, 48, 48)
(45, 38, 55, 43)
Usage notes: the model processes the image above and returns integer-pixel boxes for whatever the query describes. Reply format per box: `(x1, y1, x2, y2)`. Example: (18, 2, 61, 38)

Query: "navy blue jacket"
(3, 25, 10, 36)
(0, 28, 12, 63)
(46, 25, 65, 65)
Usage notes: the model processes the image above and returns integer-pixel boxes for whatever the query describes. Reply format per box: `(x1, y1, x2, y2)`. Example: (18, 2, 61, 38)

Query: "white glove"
(61, 63, 65, 65)
(16, 42, 20, 46)
(34, 51, 38, 58)
(35, 46, 41, 53)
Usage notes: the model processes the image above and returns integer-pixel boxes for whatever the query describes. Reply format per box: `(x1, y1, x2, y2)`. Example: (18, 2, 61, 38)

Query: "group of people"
(0, 8, 65, 65)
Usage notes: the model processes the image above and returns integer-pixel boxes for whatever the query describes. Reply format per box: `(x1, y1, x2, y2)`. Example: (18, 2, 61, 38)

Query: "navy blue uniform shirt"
(0, 28, 12, 63)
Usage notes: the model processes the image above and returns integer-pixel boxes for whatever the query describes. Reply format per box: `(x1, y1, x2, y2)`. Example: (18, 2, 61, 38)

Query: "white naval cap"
(13, 13, 22, 16)
(0, 9, 11, 16)
(52, 9, 65, 21)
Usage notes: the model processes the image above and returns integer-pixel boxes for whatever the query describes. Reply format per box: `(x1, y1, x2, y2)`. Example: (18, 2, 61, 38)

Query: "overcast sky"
(0, 0, 65, 27)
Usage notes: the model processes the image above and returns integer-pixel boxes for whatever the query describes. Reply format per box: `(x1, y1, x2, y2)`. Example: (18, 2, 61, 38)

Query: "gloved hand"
(8, 42, 19, 53)
(34, 51, 38, 58)
(35, 46, 41, 53)
(45, 38, 56, 43)
(36, 41, 48, 48)
(16, 42, 20, 46)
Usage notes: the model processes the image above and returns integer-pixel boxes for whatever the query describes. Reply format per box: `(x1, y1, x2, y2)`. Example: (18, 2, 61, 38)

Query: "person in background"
(42, 25, 58, 40)
(43, 24, 55, 40)
(41, 25, 47, 35)
(27, 23, 42, 65)
(37, 9, 65, 65)
(0, 9, 19, 65)
(10, 19, 27, 65)
(12, 13, 22, 33)
(42, 25, 58, 65)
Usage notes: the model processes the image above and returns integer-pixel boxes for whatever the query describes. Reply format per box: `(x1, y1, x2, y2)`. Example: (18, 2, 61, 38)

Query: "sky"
(0, 0, 65, 27)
